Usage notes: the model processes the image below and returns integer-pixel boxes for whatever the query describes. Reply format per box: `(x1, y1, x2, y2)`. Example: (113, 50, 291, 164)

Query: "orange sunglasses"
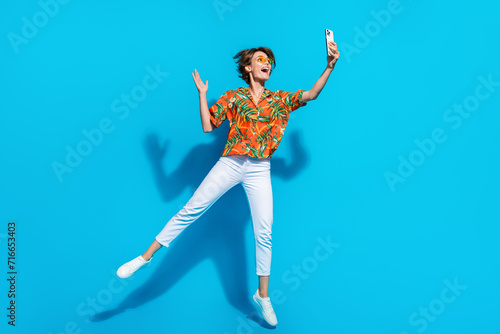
(255, 56, 274, 65)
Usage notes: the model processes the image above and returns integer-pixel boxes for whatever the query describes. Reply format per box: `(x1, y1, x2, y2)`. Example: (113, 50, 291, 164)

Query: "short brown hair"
(233, 47, 276, 84)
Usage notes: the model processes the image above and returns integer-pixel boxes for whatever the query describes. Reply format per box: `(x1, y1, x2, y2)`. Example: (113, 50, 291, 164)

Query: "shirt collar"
(241, 86, 272, 102)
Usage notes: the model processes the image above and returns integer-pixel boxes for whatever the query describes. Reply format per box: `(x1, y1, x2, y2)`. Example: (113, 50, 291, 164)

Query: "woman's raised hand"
(327, 41, 340, 68)
(192, 69, 208, 94)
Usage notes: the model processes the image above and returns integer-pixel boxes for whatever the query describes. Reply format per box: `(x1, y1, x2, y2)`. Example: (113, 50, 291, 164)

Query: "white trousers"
(155, 155, 273, 276)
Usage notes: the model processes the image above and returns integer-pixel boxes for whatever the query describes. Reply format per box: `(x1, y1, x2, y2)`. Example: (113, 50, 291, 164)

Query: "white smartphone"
(325, 29, 334, 56)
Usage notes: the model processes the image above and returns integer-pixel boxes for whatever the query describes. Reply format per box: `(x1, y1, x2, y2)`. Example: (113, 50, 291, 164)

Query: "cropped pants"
(155, 154, 273, 276)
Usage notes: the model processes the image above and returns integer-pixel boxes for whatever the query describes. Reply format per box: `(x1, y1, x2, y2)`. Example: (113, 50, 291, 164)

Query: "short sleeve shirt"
(209, 87, 307, 159)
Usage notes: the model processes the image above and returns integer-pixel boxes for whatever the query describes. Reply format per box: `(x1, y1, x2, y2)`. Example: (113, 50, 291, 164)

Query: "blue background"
(1, 0, 499, 333)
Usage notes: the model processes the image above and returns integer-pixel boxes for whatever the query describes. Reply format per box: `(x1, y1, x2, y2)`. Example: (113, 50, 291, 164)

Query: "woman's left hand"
(327, 41, 340, 68)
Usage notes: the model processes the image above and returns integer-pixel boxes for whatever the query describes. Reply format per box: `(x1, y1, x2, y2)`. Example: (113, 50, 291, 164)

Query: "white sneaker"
(253, 290, 278, 326)
(116, 255, 152, 278)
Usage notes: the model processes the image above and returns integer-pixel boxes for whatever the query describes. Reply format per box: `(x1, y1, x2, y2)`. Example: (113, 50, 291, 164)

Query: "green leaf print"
(236, 91, 250, 101)
(258, 115, 271, 122)
(249, 146, 260, 157)
(260, 143, 267, 157)
(234, 125, 244, 138)
(225, 133, 241, 152)
(257, 128, 271, 146)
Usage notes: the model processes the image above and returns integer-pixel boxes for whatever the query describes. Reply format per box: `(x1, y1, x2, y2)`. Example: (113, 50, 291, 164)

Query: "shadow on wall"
(91, 109, 309, 322)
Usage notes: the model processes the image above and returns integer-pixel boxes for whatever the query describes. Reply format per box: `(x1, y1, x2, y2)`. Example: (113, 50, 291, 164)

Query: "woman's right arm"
(192, 69, 215, 133)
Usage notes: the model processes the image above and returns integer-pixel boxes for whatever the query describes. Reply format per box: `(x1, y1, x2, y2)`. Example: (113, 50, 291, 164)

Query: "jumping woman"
(117, 41, 340, 326)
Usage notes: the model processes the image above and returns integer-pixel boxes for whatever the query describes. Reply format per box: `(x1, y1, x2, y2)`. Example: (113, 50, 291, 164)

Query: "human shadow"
(91, 111, 309, 324)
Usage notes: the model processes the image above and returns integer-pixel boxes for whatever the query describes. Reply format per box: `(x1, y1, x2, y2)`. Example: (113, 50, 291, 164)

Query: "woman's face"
(246, 51, 273, 83)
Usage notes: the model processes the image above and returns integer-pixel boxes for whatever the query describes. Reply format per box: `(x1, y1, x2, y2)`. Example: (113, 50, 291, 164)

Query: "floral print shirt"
(209, 87, 307, 159)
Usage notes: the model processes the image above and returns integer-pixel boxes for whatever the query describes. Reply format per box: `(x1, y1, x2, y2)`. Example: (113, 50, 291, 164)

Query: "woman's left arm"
(302, 41, 340, 103)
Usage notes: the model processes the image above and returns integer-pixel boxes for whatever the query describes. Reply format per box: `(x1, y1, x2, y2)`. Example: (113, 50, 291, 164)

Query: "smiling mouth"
(261, 67, 270, 73)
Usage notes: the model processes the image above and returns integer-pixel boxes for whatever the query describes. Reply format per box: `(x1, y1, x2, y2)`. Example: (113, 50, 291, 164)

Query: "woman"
(117, 41, 340, 326)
